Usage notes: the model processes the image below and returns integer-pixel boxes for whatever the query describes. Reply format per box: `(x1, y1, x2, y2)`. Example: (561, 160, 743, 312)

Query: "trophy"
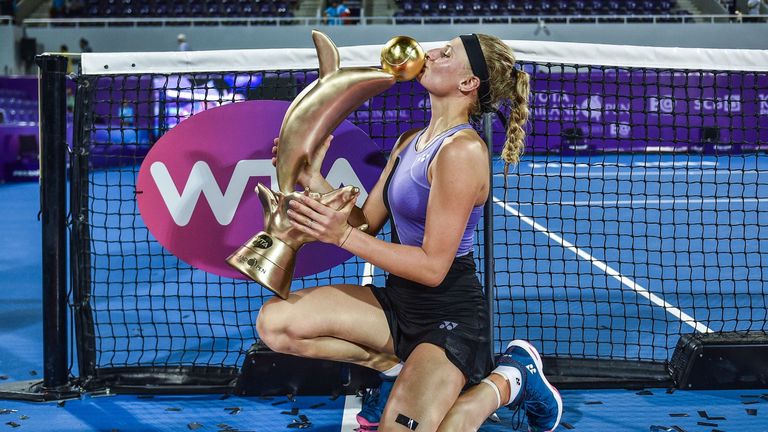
(226, 31, 425, 299)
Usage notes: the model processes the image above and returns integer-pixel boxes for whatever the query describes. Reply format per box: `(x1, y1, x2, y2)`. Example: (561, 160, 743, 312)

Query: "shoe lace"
(510, 402, 524, 431)
(361, 387, 382, 412)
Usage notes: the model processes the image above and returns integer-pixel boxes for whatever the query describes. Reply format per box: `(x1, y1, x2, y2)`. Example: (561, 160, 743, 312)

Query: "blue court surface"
(1, 153, 767, 431)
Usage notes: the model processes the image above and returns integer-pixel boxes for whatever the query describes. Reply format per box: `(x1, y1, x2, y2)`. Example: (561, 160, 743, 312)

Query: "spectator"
(747, 0, 766, 21)
(323, 0, 350, 25)
(79, 38, 93, 53)
(177, 33, 189, 51)
(0, 108, 6, 124)
(723, 0, 737, 14)
(60, 45, 74, 74)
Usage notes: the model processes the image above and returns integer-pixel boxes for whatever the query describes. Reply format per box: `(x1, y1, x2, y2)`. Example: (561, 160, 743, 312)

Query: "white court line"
(493, 196, 713, 334)
(361, 262, 375, 286)
(515, 198, 766, 207)
(341, 394, 362, 431)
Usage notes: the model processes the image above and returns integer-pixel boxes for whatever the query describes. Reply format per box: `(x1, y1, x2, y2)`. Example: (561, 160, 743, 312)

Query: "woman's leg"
(256, 284, 399, 371)
(437, 374, 507, 432)
(438, 340, 564, 432)
(377, 343, 466, 432)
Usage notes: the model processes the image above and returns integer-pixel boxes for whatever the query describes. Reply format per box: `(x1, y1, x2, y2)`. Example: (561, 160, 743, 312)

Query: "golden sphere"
(381, 36, 426, 82)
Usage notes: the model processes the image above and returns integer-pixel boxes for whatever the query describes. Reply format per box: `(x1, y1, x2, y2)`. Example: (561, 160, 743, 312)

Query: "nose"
(425, 48, 440, 61)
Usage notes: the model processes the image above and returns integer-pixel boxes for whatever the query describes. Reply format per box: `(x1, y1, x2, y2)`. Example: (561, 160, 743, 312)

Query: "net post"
(69, 75, 97, 384)
(482, 112, 496, 361)
(36, 54, 70, 392)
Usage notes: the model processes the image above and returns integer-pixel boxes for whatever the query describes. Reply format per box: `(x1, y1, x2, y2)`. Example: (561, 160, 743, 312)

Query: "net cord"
(78, 40, 768, 76)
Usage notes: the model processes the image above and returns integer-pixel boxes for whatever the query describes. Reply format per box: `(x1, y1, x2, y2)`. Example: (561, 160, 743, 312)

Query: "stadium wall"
(2, 23, 768, 74)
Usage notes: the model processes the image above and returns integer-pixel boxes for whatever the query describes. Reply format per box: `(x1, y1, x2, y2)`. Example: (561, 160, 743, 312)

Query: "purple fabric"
(387, 123, 483, 256)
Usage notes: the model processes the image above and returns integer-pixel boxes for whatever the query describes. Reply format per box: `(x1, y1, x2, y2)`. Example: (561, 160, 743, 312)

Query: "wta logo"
(136, 100, 383, 280)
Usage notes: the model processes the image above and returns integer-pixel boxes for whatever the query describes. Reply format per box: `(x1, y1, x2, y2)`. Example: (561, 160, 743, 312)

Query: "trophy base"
(226, 231, 296, 299)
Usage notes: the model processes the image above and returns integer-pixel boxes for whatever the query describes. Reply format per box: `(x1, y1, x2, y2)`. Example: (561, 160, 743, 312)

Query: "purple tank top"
(384, 124, 483, 256)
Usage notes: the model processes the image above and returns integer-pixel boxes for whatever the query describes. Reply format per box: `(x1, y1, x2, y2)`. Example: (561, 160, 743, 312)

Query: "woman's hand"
(287, 192, 358, 247)
(272, 135, 333, 191)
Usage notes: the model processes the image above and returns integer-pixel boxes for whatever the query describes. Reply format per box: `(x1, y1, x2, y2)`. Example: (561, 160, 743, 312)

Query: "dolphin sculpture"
(227, 31, 424, 299)
(275, 30, 397, 194)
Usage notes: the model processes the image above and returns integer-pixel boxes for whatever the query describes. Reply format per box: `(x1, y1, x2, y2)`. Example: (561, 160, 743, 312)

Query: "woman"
(257, 34, 562, 431)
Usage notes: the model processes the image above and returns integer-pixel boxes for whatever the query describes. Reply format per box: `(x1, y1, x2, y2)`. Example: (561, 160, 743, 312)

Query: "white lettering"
(609, 123, 632, 138)
(151, 158, 367, 227)
(759, 94, 768, 115)
(649, 97, 674, 114)
(693, 94, 741, 113)
(151, 160, 276, 227)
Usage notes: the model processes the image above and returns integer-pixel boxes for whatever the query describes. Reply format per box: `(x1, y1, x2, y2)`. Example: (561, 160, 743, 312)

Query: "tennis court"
(2, 151, 767, 430)
(1, 37, 767, 431)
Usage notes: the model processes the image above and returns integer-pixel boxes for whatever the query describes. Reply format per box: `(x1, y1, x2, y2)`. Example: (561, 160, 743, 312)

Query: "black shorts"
(368, 254, 493, 386)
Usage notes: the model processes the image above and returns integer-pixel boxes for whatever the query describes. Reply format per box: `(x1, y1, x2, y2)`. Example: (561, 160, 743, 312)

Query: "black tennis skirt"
(368, 254, 493, 386)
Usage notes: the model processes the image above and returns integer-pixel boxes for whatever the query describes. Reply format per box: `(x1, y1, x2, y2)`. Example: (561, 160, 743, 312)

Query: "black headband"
(460, 34, 492, 112)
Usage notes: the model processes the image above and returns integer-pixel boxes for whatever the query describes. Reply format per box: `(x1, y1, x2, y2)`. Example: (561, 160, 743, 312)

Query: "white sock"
(380, 362, 403, 379)
(491, 365, 523, 406)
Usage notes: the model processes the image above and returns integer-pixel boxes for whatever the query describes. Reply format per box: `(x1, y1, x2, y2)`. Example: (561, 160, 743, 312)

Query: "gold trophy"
(226, 31, 425, 299)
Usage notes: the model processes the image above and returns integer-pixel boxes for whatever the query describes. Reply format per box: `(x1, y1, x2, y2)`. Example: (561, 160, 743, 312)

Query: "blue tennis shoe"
(498, 340, 563, 431)
(356, 376, 395, 430)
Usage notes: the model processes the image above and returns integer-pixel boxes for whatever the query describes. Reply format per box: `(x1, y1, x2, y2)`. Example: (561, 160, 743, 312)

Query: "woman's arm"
(288, 131, 489, 287)
(293, 128, 420, 235)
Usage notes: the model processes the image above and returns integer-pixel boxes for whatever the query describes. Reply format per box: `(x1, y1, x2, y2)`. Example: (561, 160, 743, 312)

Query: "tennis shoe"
(356, 377, 395, 430)
(498, 340, 563, 432)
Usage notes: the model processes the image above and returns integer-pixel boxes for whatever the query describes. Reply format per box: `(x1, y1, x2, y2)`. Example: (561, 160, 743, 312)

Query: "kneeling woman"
(257, 33, 563, 432)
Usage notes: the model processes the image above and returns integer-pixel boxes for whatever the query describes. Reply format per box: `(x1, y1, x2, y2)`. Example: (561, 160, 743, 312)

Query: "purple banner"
(523, 68, 768, 154)
(87, 68, 768, 158)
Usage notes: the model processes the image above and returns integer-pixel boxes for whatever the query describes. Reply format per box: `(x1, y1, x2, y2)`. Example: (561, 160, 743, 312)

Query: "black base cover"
(668, 332, 768, 389)
(234, 340, 381, 396)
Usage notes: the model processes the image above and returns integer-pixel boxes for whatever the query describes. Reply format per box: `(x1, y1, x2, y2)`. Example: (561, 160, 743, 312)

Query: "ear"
(459, 75, 480, 93)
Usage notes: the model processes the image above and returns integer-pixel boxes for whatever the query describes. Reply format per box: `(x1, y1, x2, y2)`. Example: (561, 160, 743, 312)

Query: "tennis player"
(257, 33, 563, 431)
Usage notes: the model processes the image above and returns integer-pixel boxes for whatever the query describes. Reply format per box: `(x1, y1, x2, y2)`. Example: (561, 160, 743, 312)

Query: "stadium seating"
(64, 0, 300, 18)
(0, 89, 38, 125)
(393, 0, 688, 21)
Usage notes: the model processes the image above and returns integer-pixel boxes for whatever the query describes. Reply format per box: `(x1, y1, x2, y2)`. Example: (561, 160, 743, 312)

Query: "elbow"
(422, 267, 449, 288)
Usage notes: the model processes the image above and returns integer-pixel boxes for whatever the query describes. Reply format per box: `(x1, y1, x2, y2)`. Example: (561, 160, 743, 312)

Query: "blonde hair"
(471, 34, 531, 174)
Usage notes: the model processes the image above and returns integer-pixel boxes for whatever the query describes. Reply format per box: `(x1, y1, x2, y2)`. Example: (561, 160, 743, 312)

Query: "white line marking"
(361, 262, 374, 286)
(340, 394, 362, 432)
(493, 196, 713, 334)
(513, 198, 766, 206)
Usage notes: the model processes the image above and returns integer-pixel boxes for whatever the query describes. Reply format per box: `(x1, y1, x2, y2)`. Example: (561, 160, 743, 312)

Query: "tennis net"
(57, 39, 768, 389)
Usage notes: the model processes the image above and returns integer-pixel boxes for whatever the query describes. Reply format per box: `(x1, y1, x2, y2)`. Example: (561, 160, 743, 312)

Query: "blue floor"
(0, 388, 765, 431)
(1, 153, 767, 430)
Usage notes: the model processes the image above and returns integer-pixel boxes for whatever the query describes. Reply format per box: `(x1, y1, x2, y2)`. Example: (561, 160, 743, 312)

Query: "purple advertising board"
(522, 69, 768, 154)
(128, 68, 767, 156)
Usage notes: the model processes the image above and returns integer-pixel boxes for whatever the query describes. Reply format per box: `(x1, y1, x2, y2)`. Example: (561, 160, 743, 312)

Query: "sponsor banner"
(136, 100, 383, 280)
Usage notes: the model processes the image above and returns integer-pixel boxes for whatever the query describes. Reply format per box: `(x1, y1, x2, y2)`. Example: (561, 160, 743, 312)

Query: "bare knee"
(256, 297, 299, 354)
